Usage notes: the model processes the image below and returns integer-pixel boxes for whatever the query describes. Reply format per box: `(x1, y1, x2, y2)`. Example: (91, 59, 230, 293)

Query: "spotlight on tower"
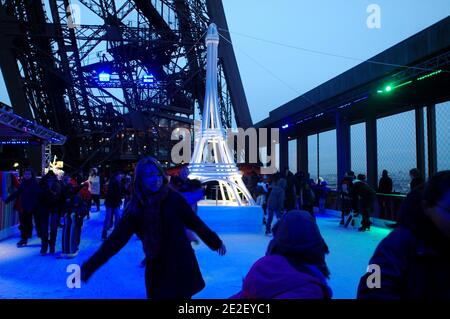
(98, 72, 111, 82)
(143, 73, 155, 83)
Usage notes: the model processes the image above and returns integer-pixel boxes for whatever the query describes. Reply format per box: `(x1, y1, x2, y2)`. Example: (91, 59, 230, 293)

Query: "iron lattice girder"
(0, 0, 248, 166)
(0, 103, 66, 145)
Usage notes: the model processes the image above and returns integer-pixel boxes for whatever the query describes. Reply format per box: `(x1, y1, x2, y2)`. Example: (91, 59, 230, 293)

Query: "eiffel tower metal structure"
(188, 24, 254, 206)
(0, 0, 252, 171)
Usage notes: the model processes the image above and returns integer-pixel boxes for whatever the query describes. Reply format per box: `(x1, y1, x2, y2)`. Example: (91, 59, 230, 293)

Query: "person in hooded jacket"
(81, 157, 226, 299)
(231, 210, 332, 299)
(357, 170, 450, 299)
(265, 174, 285, 235)
(283, 168, 297, 211)
(4, 168, 41, 247)
(102, 171, 124, 240)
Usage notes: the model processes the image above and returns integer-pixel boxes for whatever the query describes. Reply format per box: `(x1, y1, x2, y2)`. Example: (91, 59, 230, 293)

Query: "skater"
(4, 168, 41, 247)
(81, 157, 226, 299)
(60, 190, 87, 258)
(39, 171, 64, 254)
(352, 174, 376, 232)
(265, 174, 285, 235)
(78, 183, 92, 219)
(123, 174, 133, 210)
(340, 171, 355, 226)
(302, 177, 316, 216)
(83, 168, 100, 213)
(283, 168, 297, 212)
(102, 171, 124, 240)
(231, 210, 331, 299)
(317, 181, 330, 214)
(377, 170, 393, 220)
(358, 171, 450, 299)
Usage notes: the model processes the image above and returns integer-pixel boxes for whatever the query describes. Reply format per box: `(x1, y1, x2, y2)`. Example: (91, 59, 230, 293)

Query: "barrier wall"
(0, 172, 19, 240)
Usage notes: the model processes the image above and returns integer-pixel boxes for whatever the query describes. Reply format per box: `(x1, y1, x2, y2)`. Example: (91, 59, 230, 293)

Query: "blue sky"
(222, 0, 449, 123)
(221, 1, 449, 179)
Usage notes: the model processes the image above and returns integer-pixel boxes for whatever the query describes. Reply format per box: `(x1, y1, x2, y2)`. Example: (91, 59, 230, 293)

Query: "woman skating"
(81, 157, 226, 299)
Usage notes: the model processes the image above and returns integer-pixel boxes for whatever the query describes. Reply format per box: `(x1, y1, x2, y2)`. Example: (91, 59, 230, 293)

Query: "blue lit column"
(297, 135, 308, 174)
(366, 115, 378, 189)
(279, 128, 289, 173)
(427, 104, 437, 176)
(336, 111, 351, 190)
(415, 107, 425, 177)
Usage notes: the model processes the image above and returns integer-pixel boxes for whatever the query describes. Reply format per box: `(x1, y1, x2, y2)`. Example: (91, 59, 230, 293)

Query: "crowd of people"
(249, 167, 429, 233)
(3, 167, 133, 258)
(2, 158, 449, 299)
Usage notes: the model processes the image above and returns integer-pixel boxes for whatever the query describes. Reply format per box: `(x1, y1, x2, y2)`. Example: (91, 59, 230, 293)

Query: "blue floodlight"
(98, 72, 111, 82)
(282, 124, 289, 129)
(143, 74, 155, 83)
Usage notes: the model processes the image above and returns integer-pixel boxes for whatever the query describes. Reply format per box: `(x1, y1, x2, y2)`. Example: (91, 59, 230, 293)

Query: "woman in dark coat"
(4, 168, 41, 246)
(81, 157, 226, 299)
(357, 170, 450, 299)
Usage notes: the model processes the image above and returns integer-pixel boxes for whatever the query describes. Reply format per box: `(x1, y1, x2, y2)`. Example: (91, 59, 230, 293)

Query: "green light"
(393, 80, 412, 89)
(385, 85, 392, 92)
(377, 90, 383, 94)
(417, 69, 442, 81)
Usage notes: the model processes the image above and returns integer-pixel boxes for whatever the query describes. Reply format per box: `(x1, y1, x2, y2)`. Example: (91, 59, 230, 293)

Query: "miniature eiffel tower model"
(188, 24, 255, 206)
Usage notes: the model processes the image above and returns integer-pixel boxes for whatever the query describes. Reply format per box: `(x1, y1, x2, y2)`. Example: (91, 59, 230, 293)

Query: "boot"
(17, 239, 28, 247)
(49, 244, 56, 254)
(40, 242, 48, 255)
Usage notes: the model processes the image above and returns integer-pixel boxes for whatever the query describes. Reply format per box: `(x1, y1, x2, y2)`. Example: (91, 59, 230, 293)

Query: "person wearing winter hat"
(231, 210, 332, 299)
(81, 156, 226, 299)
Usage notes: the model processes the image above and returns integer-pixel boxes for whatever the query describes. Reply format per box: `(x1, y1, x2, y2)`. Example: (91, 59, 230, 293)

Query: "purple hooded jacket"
(231, 254, 332, 299)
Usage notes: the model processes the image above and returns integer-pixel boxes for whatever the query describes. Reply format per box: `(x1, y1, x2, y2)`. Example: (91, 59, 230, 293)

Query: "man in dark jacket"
(357, 171, 450, 299)
(4, 168, 41, 247)
(377, 170, 393, 220)
(102, 172, 124, 240)
(352, 174, 376, 231)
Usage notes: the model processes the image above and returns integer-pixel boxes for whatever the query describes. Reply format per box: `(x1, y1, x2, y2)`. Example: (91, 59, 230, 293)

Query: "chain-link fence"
(288, 139, 297, 174)
(437, 101, 450, 171)
(377, 110, 416, 194)
(351, 122, 367, 177)
(308, 134, 318, 182)
(319, 129, 337, 189)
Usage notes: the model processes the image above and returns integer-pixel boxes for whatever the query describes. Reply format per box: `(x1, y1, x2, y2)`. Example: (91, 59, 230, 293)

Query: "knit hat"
(267, 210, 329, 265)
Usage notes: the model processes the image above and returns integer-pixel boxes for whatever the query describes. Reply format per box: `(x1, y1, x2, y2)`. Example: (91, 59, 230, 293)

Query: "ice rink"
(0, 204, 391, 299)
